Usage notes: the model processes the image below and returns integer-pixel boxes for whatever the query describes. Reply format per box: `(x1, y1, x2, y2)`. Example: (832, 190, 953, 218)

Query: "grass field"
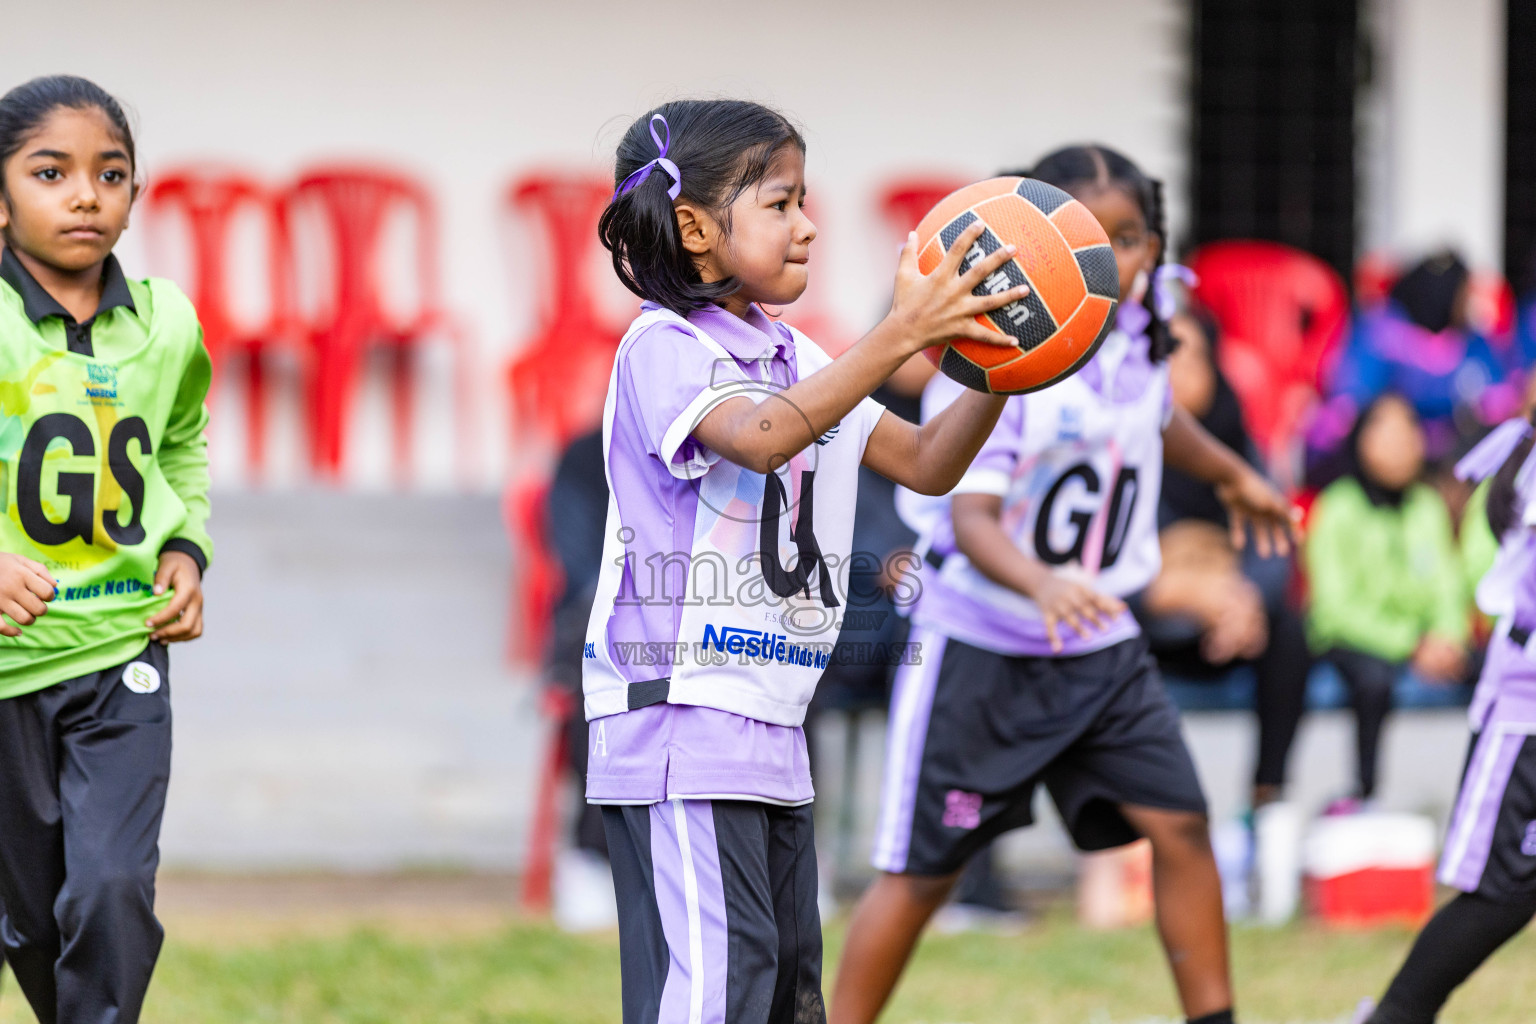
(2, 879, 1534, 1024)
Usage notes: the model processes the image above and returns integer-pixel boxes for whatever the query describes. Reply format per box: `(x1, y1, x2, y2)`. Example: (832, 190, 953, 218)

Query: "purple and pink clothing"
(1323, 305, 1516, 461)
(583, 302, 884, 806)
(1440, 429, 1536, 894)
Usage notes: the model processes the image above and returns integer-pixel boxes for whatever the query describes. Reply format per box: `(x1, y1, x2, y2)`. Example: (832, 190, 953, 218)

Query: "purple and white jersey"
(1466, 444, 1536, 728)
(897, 327, 1171, 658)
(583, 302, 883, 804)
(1440, 431, 1536, 891)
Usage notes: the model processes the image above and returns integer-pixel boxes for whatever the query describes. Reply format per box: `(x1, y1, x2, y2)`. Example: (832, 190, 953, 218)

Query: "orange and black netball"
(916, 176, 1119, 394)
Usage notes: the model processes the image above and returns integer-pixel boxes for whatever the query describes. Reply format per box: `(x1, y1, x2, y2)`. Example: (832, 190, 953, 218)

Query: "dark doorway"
(1506, 0, 1536, 296)
(1190, 0, 1360, 278)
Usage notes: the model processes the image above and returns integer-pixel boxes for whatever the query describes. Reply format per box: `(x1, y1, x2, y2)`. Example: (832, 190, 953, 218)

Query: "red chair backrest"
(877, 176, 973, 237)
(504, 172, 623, 457)
(1188, 240, 1350, 457)
(284, 166, 442, 342)
(140, 168, 290, 359)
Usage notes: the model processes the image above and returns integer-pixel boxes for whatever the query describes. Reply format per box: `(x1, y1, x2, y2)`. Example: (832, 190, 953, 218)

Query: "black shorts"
(1439, 726, 1536, 901)
(603, 799, 824, 1024)
(871, 629, 1207, 876)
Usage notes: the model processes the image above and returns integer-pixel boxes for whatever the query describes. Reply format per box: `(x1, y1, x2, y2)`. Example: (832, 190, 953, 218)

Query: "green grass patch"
(2, 911, 1534, 1023)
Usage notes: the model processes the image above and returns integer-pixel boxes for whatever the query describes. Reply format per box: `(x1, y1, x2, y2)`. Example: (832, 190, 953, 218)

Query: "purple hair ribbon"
(1455, 417, 1534, 482)
(1116, 264, 1198, 337)
(612, 114, 682, 201)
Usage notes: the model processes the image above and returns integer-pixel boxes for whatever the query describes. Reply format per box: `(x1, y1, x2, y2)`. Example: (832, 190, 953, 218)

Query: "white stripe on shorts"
(671, 798, 706, 1024)
(872, 627, 947, 873)
(1440, 721, 1536, 890)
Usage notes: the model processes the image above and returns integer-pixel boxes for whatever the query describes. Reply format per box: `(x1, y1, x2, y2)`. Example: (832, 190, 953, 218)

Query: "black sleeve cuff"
(158, 539, 208, 578)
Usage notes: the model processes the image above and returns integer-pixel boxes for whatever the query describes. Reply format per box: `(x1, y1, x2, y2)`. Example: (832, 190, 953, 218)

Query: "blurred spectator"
(541, 428, 614, 930)
(1305, 393, 1470, 803)
(1129, 312, 1310, 809)
(1324, 252, 1512, 470)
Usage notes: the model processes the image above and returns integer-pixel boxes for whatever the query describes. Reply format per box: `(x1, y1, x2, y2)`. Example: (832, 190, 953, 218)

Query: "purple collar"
(643, 300, 794, 363)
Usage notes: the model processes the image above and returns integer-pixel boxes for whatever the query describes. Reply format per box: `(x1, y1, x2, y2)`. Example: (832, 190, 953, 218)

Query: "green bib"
(0, 275, 212, 696)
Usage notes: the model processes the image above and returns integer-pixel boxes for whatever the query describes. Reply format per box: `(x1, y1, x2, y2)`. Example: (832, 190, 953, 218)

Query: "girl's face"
(689, 145, 817, 315)
(1074, 184, 1159, 303)
(1358, 396, 1425, 491)
(0, 105, 135, 274)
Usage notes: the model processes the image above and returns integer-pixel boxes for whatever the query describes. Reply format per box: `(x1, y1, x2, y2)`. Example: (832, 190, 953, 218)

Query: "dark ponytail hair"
(598, 99, 804, 315)
(1014, 144, 1175, 361)
(1487, 412, 1536, 538)
(0, 75, 137, 194)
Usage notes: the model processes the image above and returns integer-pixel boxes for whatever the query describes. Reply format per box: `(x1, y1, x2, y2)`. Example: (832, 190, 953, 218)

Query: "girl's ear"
(674, 202, 713, 256)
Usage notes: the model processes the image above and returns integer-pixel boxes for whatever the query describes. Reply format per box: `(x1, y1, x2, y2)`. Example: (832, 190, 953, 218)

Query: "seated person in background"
(1305, 393, 1470, 804)
(542, 428, 612, 927)
(1130, 311, 1310, 809)
(1325, 251, 1512, 473)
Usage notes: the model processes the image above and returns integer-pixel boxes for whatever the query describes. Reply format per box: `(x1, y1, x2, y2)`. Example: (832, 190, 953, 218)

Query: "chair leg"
(246, 348, 266, 482)
(309, 332, 357, 480)
(389, 343, 414, 487)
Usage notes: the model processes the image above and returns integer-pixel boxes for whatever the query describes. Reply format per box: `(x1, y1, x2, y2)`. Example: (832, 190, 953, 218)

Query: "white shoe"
(552, 847, 618, 933)
(1351, 997, 1377, 1024)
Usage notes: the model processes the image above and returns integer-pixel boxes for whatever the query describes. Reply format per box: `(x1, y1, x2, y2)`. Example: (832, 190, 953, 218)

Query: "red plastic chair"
(1188, 240, 1350, 482)
(500, 172, 623, 913)
(501, 172, 625, 665)
(283, 166, 470, 483)
(877, 175, 973, 238)
(140, 169, 294, 477)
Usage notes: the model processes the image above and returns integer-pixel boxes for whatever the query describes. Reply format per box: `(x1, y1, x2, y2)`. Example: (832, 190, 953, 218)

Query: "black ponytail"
(1487, 413, 1536, 539)
(1020, 144, 1176, 362)
(598, 99, 804, 315)
(0, 75, 137, 189)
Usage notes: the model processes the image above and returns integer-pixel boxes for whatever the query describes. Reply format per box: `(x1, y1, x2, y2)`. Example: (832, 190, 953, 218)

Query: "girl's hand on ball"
(0, 552, 56, 638)
(889, 221, 1030, 356)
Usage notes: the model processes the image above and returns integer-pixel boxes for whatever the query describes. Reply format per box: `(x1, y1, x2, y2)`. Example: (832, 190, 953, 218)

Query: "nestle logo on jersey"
(701, 624, 830, 669)
(84, 363, 118, 400)
(1056, 407, 1084, 442)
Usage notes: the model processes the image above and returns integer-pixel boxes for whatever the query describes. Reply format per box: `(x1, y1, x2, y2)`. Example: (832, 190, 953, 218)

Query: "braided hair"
(1012, 144, 1176, 361)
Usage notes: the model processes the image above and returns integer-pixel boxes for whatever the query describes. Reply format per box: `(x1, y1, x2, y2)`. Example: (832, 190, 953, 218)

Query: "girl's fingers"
(966, 285, 1032, 317)
(958, 239, 1019, 291)
(1268, 518, 1291, 558)
(1095, 592, 1127, 617)
(1, 600, 34, 627)
(20, 558, 55, 587)
(1252, 515, 1273, 559)
(1075, 596, 1105, 631)
(955, 323, 1023, 347)
(897, 231, 919, 276)
(937, 221, 987, 276)
(1062, 608, 1089, 639)
(1228, 506, 1248, 552)
(147, 588, 193, 630)
(23, 572, 55, 601)
(1044, 615, 1062, 654)
(15, 591, 46, 618)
